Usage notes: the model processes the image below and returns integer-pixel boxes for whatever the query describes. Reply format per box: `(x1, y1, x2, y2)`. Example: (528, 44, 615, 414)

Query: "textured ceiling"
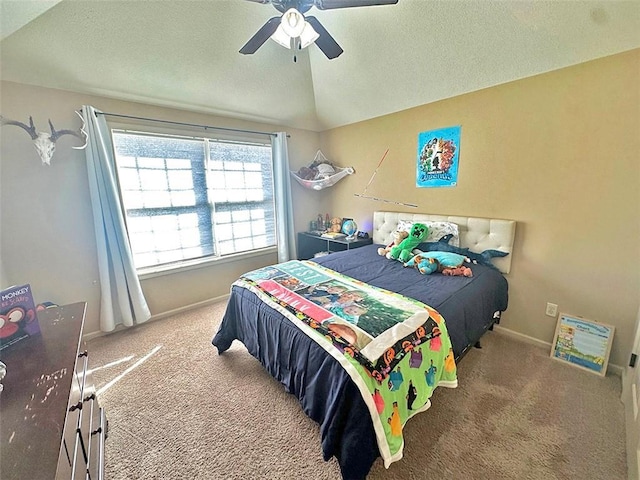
(1, 0, 639, 132)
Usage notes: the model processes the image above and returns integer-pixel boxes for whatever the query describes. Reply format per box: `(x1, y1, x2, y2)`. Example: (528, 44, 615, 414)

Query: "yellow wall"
(0, 81, 322, 334)
(319, 49, 640, 368)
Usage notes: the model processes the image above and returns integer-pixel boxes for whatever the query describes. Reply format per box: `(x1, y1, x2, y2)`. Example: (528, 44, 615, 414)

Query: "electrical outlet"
(545, 302, 558, 317)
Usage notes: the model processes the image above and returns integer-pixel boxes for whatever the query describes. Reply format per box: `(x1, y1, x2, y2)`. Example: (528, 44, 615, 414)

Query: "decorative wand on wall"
(354, 148, 418, 208)
(0, 113, 87, 165)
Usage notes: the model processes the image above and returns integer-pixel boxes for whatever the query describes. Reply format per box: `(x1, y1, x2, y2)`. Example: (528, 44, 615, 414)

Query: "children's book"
(0, 284, 40, 351)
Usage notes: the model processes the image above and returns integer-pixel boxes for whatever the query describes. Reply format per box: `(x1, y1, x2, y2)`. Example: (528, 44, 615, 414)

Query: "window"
(112, 130, 276, 270)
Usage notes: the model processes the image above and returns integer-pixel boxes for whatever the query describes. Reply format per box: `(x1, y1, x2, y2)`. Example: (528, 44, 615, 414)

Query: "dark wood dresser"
(0, 302, 106, 479)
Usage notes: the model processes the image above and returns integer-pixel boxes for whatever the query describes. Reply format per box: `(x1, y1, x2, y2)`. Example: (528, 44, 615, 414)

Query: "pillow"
(396, 220, 415, 233)
(396, 220, 460, 246)
(424, 221, 460, 246)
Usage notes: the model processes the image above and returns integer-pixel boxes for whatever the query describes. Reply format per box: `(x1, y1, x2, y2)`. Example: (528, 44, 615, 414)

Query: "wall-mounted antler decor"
(0, 113, 87, 165)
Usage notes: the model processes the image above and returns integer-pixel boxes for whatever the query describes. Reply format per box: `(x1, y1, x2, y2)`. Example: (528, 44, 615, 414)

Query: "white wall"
(0, 81, 324, 335)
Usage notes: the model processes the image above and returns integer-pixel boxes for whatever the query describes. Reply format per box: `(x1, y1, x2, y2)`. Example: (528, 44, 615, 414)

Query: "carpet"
(87, 301, 627, 479)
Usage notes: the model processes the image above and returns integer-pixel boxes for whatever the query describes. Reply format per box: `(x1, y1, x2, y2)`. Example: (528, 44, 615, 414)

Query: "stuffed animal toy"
(403, 255, 439, 275)
(378, 230, 408, 256)
(315, 163, 336, 179)
(412, 241, 508, 271)
(404, 251, 473, 277)
(329, 217, 343, 233)
(441, 265, 473, 277)
(388, 223, 429, 263)
(296, 160, 336, 181)
(297, 166, 316, 180)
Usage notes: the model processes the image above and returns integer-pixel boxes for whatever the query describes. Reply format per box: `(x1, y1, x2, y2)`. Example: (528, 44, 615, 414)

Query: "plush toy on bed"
(404, 255, 439, 275)
(441, 265, 473, 277)
(387, 223, 429, 263)
(404, 251, 473, 277)
(378, 230, 409, 257)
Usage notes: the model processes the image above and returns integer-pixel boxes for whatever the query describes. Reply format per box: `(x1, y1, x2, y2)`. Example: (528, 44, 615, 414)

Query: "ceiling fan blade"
(239, 17, 281, 54)
(305, 16, 343, 59)
(314, 0, 398, 9)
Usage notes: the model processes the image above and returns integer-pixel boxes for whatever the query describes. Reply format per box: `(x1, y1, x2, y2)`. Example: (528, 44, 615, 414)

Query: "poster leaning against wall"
(416, 125, 461, 188)
(550, 312, 615, 376)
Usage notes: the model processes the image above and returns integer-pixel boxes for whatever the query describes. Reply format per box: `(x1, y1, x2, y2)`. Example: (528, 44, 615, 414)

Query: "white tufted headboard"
(372, 211, 516, 274)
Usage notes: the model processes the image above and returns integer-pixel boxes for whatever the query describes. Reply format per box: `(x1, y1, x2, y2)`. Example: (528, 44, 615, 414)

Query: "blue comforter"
(212, 244, 508, 479)
(312, 245, 508, 359)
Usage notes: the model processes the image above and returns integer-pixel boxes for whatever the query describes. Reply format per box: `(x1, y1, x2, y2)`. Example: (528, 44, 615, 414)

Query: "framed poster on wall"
(416, 125, 461, 188)
(550, 312, 615, 377)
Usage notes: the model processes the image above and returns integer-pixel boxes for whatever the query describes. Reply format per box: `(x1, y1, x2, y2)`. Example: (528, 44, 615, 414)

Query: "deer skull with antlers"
(0, 115, 86, 165)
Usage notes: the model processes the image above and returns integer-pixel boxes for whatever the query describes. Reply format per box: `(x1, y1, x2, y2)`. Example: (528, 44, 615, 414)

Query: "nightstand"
(297, 232, 373, 260)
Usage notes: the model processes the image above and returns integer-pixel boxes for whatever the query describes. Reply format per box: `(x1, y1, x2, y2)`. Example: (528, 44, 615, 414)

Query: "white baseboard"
(492, 324, 552, 350)
(82, 294, 230, 342)
(492, 324, 623, 377)
(148, 294, 229, 322)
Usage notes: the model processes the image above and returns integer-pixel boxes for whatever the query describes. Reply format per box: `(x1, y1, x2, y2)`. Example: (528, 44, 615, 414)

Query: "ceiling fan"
(240, 0, 399, 60)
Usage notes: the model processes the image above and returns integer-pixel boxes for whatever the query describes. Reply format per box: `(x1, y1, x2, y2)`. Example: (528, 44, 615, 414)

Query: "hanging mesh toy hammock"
(290, 150, 355, 191)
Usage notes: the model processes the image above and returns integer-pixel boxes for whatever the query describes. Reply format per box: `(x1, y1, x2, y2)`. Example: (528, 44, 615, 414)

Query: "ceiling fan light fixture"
(270, 10, 319, 51)
(245, 0, 383, 59)
(280, 8, 306, 38)
(271, 24, 293, 49)
(299, 22, 319, 48)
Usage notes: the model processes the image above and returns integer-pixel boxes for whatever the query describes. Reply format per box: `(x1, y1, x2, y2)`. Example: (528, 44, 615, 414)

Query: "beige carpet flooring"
(87, 301, 627, 480)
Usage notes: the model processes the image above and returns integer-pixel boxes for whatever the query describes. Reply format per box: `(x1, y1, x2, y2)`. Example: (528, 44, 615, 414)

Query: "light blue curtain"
(272, 132, 296, 262)
(82, 105, 151, 331)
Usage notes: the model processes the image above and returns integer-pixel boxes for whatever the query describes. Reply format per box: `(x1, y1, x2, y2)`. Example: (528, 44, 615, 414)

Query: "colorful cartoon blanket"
(236, 260, 458, 467)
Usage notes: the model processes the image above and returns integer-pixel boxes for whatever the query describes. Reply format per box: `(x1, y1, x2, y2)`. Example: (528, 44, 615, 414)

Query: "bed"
(212, 211, 516, 479)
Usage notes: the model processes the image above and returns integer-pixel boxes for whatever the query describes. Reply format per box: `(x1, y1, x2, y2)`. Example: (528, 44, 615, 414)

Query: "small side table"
(297, 232, 373, 260)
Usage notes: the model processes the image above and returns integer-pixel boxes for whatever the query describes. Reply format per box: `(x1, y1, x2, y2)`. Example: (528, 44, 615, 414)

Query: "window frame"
(108, 121, 278, 278)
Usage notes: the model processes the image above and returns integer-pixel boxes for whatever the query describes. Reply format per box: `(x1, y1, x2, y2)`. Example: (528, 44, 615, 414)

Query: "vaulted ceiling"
(1, 0, 639, 131)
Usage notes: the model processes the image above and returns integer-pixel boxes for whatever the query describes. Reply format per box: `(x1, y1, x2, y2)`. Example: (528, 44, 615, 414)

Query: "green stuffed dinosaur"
(387, 223, 429, 263)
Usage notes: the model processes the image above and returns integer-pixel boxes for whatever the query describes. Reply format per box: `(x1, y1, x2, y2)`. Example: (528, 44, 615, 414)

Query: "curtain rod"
(96, 111, 284, 138)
